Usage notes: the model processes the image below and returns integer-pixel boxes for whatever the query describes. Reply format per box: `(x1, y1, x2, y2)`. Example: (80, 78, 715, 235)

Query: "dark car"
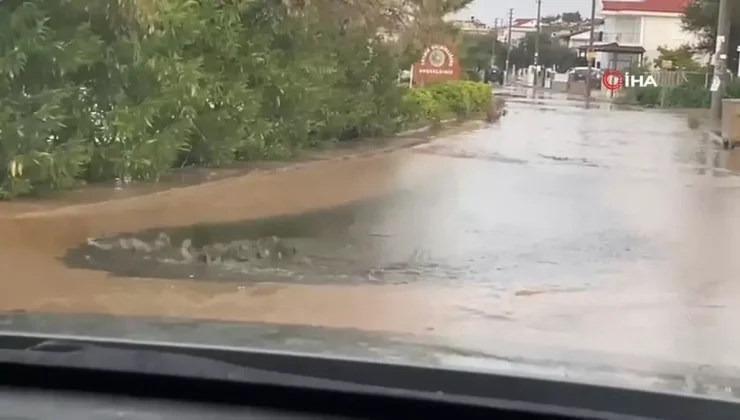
(567, 66, 602, 89)
(484, 66, 504, 85)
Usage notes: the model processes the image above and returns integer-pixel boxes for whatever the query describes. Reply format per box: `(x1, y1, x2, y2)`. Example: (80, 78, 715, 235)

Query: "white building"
(588, 0, 702, 70)
(497, 18, 540, 44)
(569, 27, 602, 50)
(552, 21, 605, 50)
(449, 16, 492, 34)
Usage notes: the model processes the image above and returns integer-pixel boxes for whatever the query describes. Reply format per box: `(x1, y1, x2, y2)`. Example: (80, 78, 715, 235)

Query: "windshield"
(3, 0, 740, 404)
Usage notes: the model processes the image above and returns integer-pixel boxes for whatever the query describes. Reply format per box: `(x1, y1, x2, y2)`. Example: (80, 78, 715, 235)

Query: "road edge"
(11, 118, 488, 218)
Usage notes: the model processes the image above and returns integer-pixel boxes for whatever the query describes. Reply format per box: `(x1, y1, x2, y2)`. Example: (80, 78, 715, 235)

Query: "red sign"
(412, 44, 461, 86)
(602, 69, 624, 91)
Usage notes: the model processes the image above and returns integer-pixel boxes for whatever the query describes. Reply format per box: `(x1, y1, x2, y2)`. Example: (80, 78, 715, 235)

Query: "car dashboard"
(1, 332, 739, 420)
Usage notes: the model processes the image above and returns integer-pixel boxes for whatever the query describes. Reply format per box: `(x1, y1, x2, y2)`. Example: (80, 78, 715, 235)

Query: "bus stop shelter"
(578, 43, 646, 71)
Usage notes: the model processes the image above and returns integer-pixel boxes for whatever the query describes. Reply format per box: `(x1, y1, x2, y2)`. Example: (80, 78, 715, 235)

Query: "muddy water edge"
(0, 121, 489, 337)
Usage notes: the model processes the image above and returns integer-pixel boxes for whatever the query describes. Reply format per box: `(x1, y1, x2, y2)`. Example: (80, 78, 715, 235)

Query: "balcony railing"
(600, 32, 641, 44)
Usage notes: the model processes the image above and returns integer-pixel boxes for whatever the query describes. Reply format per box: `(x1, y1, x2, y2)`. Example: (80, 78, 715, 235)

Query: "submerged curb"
(394, 118, 458, 136)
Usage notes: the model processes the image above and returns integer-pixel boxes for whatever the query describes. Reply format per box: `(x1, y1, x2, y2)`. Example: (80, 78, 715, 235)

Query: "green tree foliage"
(459, 33, 507, 73)
(682, 0, 740, 69)
(394, 0, 476, 68)
(0, 0, 487, 199)
(458, 31, 583, 76)
(561, 12, 582, 23)
(509, 33, 584, 71)
(653, 45, 703, 70)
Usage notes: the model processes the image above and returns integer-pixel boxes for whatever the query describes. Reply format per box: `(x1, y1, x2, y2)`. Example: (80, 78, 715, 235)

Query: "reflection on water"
(5, 97, 740, 380)
(63, 176, 659, 291)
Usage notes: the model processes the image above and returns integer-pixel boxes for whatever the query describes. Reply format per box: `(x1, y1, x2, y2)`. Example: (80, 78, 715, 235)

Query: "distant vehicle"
(566, 66, 602, 89)
(484, 66, 504, 85)
(567, 66, 602, 83)
(398, 70, 412, 85)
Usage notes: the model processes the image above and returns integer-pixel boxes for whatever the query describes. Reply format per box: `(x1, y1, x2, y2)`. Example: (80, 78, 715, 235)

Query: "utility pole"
(505, 8, 514, 85)
(492, 18, 499, 67)
(710, 0, 731, 125)
(585, 0, 597, 108)
(533, 0, 542, 88)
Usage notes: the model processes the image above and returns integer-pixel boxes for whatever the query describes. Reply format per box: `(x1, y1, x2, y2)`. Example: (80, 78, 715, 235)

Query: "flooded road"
(4, 93, 740, 382)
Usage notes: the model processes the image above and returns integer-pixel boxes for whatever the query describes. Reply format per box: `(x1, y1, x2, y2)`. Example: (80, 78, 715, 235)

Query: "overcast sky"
(454, 0, 593, 24)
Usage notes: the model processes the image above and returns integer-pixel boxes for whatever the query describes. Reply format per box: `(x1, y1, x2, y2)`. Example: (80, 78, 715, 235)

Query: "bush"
(664, 85, 711, 108)
(627, 86, 662, 107)
(625, 77, 740, 109)
(0, 1, 492, 199)
(624, 85, 710, 108)
(400, 81, 492, 124)
(726, 79, 740, 99)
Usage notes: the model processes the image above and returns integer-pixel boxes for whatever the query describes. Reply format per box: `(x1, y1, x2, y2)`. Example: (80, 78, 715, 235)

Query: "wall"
(600, 11, 702, 67)
(641, 15, 701, 64)
(603, 15, 641, 44)
(569, 25, 603, 49)
(569, 38, 589, 49)
(499, 29, 535, 44)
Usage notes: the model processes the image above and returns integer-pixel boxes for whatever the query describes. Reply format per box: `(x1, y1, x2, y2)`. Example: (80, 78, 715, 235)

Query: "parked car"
(566, 66, 602, 89)
(484, 66, 504, 85)
(567, 67, 601, 82)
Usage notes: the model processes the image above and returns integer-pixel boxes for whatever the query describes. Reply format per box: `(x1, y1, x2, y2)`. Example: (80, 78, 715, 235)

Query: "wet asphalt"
(6, 89, 740, 399)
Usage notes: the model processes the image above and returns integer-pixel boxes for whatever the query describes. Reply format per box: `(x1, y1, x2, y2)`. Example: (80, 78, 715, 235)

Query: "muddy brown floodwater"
(5, 93, 740, 379)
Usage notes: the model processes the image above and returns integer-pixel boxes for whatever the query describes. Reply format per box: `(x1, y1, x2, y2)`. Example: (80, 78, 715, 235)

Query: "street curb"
(11, 119, 487, 219)
(395, 118, 458, 136)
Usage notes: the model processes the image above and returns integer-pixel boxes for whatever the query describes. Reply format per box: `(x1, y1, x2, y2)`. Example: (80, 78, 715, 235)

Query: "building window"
(605, 16, 641, 44)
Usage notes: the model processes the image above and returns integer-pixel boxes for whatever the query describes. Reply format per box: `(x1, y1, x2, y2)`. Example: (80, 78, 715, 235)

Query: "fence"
(649, 70, 737, 88)
(620, 70, 738, 108)
(649, 70, 710, 88)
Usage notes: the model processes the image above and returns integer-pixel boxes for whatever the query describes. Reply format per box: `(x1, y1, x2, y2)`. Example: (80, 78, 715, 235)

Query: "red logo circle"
(602, 69, 624, 91)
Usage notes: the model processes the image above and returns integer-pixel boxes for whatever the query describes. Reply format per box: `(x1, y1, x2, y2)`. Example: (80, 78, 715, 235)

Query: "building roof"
(512, 18, 536, 27)
(601, 0, 689, 13)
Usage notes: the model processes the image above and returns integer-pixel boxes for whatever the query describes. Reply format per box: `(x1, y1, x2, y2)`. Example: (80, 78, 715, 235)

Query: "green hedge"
(0, 1, 492, 199)
(726, 80, 740, 99)
(400, 81, 492, 124)
(624, 85, 711, 108)
(625, 79, 740, 109)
